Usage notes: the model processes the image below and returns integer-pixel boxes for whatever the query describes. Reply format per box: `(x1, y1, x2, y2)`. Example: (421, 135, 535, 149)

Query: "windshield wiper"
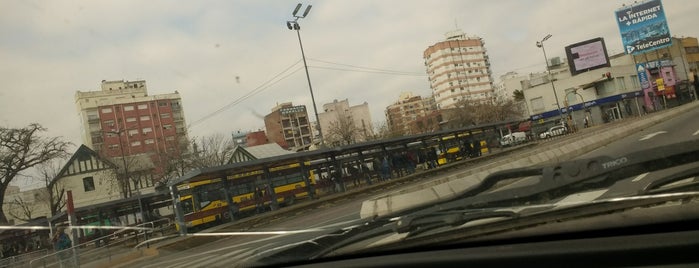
(430, 140, 699, 213)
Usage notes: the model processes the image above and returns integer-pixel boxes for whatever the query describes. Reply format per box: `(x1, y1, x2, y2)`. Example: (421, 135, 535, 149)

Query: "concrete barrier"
(360, 101, 699, 219)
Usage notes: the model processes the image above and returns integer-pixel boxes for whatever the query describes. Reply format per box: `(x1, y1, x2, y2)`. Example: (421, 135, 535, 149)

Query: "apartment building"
(318, 99, 373, 146)
(75, 79, 189, 183)
(264, 102, 314, 151)
(424, 30, 496, 109)
(385, 92, 437, 135)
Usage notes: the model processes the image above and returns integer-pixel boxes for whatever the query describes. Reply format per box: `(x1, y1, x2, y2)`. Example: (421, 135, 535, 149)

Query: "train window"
(181, 199, 193, 215)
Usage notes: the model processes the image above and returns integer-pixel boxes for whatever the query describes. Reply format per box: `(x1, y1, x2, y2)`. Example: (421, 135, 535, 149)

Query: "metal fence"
(28, 218, 172, 268)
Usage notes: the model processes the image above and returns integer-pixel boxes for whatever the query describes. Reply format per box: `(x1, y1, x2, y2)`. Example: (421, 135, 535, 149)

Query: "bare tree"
(191, 134, 236, 168)
(7, 196, 34, 222)
(369, 121, 404, 141)
(34, 161, 66, 217)
(442, 100, 522, 130)
(324, 115, 361, 147)
(0, 123, 71, 224)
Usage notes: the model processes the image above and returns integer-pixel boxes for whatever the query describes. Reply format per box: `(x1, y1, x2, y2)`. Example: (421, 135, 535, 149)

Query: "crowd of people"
(315, 140, 485, 193)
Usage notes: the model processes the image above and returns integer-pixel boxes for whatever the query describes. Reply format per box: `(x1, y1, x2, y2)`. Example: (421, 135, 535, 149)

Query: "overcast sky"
(2, 0, 698, 160)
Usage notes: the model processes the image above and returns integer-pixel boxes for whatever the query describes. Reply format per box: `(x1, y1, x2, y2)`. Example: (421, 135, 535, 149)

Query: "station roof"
(167, 119, 520, 187)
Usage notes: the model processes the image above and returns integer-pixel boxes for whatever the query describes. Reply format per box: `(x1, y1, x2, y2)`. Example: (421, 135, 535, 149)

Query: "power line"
(188, 60, 303, 128)
(308, 65, 427, 77)
(307, 58, 425, 75)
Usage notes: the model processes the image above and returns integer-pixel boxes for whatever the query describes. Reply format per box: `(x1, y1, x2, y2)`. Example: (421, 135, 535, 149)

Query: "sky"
(1, 0, 698, 183)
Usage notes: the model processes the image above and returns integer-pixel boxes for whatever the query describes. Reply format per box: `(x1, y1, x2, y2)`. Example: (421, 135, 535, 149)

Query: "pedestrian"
(584, 116, 589, 128)
(472, 140, 482, 157)
(52, 226, 73, 268)
(254, 186, 263, 213)
(693, 73, 699, 99)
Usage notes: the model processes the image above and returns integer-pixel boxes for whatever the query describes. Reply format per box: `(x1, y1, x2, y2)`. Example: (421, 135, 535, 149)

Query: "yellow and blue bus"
(177, 163, 316, 229)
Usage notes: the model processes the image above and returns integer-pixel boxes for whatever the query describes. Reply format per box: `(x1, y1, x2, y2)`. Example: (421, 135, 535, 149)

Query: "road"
(123, 105, 699, 267)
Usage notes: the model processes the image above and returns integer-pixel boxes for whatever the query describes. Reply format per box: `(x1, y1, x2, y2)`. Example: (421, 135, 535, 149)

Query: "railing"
(0, 249, 48, 268)
(28, 218, 172, 268)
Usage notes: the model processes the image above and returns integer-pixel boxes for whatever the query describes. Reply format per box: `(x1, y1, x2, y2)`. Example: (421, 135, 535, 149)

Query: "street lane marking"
(632, 172, 650, 182)
(639, 131, 668, 141)
(693, 129, 699, 136)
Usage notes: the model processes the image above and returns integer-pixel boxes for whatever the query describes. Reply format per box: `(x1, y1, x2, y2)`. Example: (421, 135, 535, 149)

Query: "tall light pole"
(536, 34, 565, 126)
(287, 3, 324, 148)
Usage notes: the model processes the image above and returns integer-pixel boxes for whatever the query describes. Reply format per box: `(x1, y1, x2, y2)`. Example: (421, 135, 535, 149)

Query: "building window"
(106, 132, 117, 138)
(104, 120, 115, 127)
(140, 115, 150, 121)
(531, 97, 544, 112)
(108, 144, 119, 149)
(158, 102, 168, 107)
(615, 77, 626, 91)
(101, 108, 113, 113)
(163, 124, 173, 130)
(565, 88, 577, 104)
(165, 136, 175, 141)
(126, 117, 137, 122)
(138, 104, 148, 110)
(142, 127, 153, 134)
(83, 177, 95, 192)
(124, 105, 134, 111)
(145, 139, 155, 144)
(131, 141, 141, 147)
(128, 129, 139, 136)
(160, 113, 171, 119)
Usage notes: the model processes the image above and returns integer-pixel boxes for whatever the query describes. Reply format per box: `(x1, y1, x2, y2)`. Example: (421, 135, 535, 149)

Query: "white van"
(500, 132, 527, 147)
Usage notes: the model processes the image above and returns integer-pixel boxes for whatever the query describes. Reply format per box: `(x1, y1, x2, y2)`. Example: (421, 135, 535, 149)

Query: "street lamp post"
(287, 3, 324, 148)
(536, 34, 565, 126)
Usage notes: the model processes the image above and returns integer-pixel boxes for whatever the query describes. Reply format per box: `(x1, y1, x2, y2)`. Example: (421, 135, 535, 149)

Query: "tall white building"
(424, 30, 496, 109)
(318, 99, 373, 146)
(495, 72, 528, 103)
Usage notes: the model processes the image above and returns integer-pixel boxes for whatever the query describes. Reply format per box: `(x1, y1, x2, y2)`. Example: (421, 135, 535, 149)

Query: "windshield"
(2, 1, 699, 267)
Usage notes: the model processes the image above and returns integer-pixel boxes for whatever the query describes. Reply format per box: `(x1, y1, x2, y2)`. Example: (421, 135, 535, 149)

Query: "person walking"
(52, 226, 73, 268)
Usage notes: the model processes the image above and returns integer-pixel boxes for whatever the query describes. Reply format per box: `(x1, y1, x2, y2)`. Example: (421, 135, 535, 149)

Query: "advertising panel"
(565, 37, 611, 75)
(615, 0, 672, 55)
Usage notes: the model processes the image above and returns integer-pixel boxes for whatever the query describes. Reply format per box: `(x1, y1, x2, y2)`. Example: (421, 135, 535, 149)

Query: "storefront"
(530, 90, 644, 130)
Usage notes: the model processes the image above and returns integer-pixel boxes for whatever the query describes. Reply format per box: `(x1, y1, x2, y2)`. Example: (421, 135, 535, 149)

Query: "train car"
(177, 162, 316, 230)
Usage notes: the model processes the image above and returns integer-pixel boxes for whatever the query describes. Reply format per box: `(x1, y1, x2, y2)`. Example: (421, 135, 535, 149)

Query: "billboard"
(565, 37, 611, 75)
(615, 0, 672, 55)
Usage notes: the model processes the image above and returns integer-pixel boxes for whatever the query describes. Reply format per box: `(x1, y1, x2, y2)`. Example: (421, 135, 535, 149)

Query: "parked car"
(500, 132, 527, 147)
(539, 125, 567, 139)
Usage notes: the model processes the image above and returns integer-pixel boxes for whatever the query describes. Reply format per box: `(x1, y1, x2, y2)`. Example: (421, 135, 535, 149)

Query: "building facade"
(385, 92, 437, 135)
(318, 99, 374, 146)
(264, 102, 314, 151)
(522, 36, 698, 135)
(424, 30, 496, 109)
(75, 79, 189, 182)
(495, 72, 528, 103)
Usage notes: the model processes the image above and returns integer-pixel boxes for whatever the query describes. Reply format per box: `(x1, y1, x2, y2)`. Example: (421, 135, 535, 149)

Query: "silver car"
(539, 125, 567, 139)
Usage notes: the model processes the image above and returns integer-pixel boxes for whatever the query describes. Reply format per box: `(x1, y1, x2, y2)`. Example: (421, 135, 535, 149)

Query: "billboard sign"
(565, 37, 611, 75)
(615, 0, 672, 55)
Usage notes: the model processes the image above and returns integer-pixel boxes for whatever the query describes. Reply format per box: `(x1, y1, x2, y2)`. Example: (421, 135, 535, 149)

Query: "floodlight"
(302, 5, 312, 17)
(292, 3, 302, 16)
